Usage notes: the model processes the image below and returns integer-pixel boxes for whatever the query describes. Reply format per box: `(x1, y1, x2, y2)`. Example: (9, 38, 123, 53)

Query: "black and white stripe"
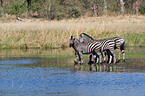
(80, 33, 125, 63)
(69, 36, 116, 64)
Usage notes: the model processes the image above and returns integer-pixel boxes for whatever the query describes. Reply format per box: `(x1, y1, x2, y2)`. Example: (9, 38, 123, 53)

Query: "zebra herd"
(69, 33, 125, 65)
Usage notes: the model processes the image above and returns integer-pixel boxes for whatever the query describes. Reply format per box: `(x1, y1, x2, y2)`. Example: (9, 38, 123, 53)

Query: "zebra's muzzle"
(69, 44, 73, 47)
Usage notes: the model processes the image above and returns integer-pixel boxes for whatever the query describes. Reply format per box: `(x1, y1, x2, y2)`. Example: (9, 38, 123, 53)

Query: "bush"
(139, 3, 145, 14)
(1, 0, 145, 20)
(67, 8, 81, 18)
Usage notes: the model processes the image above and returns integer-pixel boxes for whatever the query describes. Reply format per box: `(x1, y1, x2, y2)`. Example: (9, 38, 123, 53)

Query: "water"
(0, 47, 145, 96)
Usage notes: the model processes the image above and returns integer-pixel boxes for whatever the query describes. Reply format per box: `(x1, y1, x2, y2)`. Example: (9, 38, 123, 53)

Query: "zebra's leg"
(74, 52, 79, 64)
(122, 50, 125, 62)
(79, 52, 83, 65)
(120, 42, 125, 62)
(88, 53, 94, 64)
(74, 51, 83, 65)
(108, 51, 112, 64)
(93, 49, 102, 64)
(106, 50, 110, 63)
(107, 49, 116, 64)
(74, 58, 79, 64)
(91, 54, 96, 64)
(96, 56, 99, 64)
(98, 52, 102, 64)
(113, 53, 116, 64)
(118, 49, 121, 62)
(104, 51, 106, 62)
(115, 49, 121, 63)
(93, 52, 99, 64)
(105, 49, 111, 63)
(102, 51, 106, 63)
(96, 53, 99, 64)
(111, 51, 116, 64)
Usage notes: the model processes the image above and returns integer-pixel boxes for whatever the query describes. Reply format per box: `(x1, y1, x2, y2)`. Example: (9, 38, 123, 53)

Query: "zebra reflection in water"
(74, 64, 125, 72)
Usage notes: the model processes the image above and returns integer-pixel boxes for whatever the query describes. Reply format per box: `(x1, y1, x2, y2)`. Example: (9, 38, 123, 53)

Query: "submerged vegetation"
(0, 16, 145, 49)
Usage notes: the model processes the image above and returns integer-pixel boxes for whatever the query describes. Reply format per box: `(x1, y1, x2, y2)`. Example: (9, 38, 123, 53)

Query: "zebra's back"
(94, 37, 125, 49)
(99, 39, 115, 52)
(86, 39, 115, 53)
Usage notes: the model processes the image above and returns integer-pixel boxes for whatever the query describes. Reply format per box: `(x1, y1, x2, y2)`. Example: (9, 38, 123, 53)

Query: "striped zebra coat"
(80, 33, 125, 63)
(69, 36, 116, 64)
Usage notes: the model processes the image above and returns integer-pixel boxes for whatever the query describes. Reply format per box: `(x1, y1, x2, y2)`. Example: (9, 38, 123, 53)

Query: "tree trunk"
(48, 2, 51, 20)
(120, 0, 125, 17)
(26, 0, 31, 16)
(93, 3, 97, 16)
(1, 0, 3, 7)
(136, 0, 140, 18)
(130, 0, 135, 15)
(103, 0, 107, 14)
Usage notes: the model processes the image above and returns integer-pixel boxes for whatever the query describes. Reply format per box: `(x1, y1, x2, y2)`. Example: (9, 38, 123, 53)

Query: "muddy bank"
(124, 58, 145, 70)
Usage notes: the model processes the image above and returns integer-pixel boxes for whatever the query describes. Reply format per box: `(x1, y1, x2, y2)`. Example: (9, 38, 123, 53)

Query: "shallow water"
(0, 47, 145, 96)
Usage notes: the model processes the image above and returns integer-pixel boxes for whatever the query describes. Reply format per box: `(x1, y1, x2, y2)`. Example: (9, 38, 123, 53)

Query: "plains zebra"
(80, 33, 125, 63)
(69, 36, 116, 64)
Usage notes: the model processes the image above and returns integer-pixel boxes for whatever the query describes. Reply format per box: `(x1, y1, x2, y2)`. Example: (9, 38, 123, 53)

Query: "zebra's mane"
(71, 36, 80, 43)
(75, 38, 80, 43)
(80, 33, 94, 40)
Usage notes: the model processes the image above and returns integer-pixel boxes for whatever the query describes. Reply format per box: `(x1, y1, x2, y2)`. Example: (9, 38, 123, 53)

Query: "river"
(0, 47, 145, 96)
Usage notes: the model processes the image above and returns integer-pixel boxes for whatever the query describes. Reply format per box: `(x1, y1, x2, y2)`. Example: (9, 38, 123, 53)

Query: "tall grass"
(0, 16, 145, 49)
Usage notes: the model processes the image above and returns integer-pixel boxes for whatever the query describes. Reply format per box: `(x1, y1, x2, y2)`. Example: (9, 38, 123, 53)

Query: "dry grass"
(0, 16, 145, 49)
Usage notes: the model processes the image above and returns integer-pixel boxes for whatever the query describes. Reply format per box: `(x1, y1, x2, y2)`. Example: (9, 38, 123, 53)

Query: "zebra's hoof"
(74, 61, 78, 64)
(99, 62, 103, 64)
(102, 61, 107, 63)
(88, 61, 94, 65)
(116, 60, 120, 63)
(80, 63, 83, 65)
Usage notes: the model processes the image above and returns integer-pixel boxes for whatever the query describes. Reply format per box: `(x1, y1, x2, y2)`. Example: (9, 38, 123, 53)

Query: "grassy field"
(0, 16, 145, 49)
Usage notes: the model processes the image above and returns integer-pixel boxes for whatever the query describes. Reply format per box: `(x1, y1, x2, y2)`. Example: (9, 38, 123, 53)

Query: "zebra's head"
(69, 36, 80, 47)
(69, 36, 75, 47)
(80, 33, 94, 43)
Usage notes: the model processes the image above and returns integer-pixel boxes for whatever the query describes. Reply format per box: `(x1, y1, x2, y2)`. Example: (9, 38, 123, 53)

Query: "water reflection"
(74, 64, 126, 72)
(0, 55, 145, 96)
(0, 48, 73, 57)
(0, 46, 144, 58)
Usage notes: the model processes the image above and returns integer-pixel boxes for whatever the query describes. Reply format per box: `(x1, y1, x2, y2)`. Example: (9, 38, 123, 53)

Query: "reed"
(0, 16, 145, 49)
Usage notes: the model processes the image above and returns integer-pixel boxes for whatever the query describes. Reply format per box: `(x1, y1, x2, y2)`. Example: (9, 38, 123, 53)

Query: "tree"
(47, 0, 52, 20)
(27, 0, 31, 12)
(120, 0, 125, 17)
(1, 0, 145, 20)
(135, 0, 141, 18)
(103, 0, 107, 14)
(1, 0, 3, 7)
(20, 0, 31, 16)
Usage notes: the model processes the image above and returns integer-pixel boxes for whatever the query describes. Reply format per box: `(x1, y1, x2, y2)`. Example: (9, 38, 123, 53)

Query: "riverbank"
(0, 47, 145, 70)
(0, 16, 145, 49)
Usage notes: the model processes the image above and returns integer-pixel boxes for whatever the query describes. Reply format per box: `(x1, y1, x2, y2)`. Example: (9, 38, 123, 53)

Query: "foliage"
(0, 0, 145, 20)
(140, 2, 145, 14)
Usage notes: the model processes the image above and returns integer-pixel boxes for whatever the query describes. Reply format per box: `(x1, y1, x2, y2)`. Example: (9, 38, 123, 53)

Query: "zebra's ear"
(70, 36, 75, 40)
(72, 36, 75, 40)
(81, 34, 84, 37)
(69, 36, 75, 40)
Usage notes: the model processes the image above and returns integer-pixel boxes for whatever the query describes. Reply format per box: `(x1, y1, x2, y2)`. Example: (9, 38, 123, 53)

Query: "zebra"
(69, 36, 116, 65)
(79, 33, 125, 63)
